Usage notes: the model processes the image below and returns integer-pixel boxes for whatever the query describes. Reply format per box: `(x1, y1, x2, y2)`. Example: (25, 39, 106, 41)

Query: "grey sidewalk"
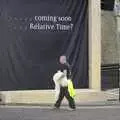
(0, 103, 120, 120)
(1, 99, 120, 107)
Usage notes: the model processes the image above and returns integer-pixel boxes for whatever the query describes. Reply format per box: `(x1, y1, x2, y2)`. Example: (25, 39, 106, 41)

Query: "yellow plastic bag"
(68, 79, 76, 98)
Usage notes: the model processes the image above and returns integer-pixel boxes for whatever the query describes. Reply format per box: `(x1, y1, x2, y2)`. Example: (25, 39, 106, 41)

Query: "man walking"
(53, 55, 76, 110)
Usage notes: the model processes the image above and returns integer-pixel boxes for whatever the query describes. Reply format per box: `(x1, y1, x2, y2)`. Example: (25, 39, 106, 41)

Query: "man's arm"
(65, 62, 72, 79)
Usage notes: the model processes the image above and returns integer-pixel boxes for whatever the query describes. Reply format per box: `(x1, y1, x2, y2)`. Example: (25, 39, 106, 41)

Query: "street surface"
(0, 105, 120, 120)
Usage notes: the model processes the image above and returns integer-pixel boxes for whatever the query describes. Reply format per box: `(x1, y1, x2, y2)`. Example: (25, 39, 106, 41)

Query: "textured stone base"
(0, 89, 118, 105)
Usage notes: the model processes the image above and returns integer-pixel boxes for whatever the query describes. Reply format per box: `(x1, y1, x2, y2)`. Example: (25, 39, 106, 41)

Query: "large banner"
(0, 0, 88, 91)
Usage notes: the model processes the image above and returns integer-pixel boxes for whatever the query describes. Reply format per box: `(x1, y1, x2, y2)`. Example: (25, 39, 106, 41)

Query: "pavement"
(0, 101, 120, 120)
(0, 88, 119, 120)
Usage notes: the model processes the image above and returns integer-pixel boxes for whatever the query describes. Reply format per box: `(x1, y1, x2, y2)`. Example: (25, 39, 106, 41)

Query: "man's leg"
(54, 87, 65, 108)
(64, 87, 76, 109)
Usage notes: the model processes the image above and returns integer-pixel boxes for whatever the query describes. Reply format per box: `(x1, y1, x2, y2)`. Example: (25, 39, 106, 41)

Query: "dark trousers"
(54, 86, 76, 109)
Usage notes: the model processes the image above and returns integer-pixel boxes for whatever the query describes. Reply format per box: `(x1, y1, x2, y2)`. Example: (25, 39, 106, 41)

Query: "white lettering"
(30, 23, 55, 30)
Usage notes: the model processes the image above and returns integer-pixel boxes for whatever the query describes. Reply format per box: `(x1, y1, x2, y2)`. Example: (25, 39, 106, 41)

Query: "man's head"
(59, 55, 67, 64)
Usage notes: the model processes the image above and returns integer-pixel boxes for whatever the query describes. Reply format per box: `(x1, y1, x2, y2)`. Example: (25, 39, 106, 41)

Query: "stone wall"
(101, 10, 119, 64)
